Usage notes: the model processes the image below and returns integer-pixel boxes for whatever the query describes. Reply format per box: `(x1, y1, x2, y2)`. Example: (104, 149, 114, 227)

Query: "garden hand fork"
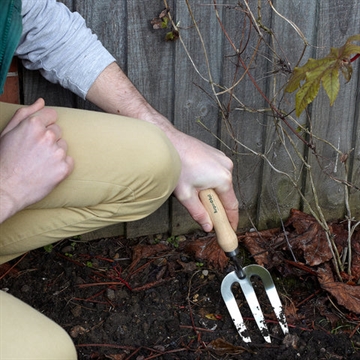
(199, 189, 289, 343)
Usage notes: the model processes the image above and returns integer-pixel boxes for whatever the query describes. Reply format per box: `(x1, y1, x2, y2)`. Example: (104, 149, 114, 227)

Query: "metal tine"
(221, 271, 252, 343)
(240, 265, 288, 340)
(237, 268, 272, 343)
(248, 265, 289, 336)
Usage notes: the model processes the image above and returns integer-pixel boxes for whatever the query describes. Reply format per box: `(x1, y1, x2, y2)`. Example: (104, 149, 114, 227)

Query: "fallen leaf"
(242, 229, 280, 266)
(284, 301, 301, 324)
(289, 222, 333, 266)
(183, 236, 228, 271)
(206, 338, 251, 355)
(176, 260, 198, 273)
(105, 354, 126, 360)
(317, 263, 360, 314)
(205, 313, 222, 320)
(0, 263, 19, 278)
(128, 243, 169, 273)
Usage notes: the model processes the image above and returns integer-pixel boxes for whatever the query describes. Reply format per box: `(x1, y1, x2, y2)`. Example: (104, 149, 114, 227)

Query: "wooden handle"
(199, 189, 238, 256)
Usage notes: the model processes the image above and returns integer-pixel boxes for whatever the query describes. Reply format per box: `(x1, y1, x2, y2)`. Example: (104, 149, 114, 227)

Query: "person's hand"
(0, 99, 74, 222)
(171, 131, 239, 232)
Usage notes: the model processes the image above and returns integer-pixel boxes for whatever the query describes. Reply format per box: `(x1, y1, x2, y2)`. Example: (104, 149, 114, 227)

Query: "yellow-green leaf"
(295, 77, 321, 117)
(343, 45, 360, 59)
(322, 66, 340, 106)
(347, 34, 360, 43)
(285, 34, 360, 116)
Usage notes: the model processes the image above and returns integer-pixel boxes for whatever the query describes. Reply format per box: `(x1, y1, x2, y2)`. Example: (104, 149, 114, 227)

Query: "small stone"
(21, 284, 30, 293)
(69, 325, 87, 338)
(202, 269, 209, 276)
(177, 235, 186, 242)
(283, 333, 300, 349)
(71, 305, 82, 317)
(106, 288, 116, 301)
(61, 245, 74, 254)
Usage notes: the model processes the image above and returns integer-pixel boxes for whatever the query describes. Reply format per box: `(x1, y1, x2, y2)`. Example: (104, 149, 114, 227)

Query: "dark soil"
(2, 232, 360, 360)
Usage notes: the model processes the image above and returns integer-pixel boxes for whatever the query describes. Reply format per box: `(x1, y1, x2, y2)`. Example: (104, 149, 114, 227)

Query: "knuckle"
(28, 114, 42, 126)
(219, 169, 233, 189)
(55, 146, 67, 160)
(57, 160, 72, 180)
(223, 156, 234, 171)
(44, 128, 57, 142)
(14, 107, 28, 118)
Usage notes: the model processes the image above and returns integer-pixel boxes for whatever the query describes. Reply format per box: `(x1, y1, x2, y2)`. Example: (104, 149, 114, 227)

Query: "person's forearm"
(86, 62, 177, 136)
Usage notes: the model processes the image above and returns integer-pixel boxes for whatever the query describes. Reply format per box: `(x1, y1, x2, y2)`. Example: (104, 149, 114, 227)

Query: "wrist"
(0, 188, 19, 223)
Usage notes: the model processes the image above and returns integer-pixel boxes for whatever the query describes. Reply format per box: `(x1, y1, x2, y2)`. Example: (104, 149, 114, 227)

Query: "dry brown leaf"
(206, 338, 251, 355)
(183, 236, 228, 271)
(347, 228, 360, 281)
(289, 222, 333, 266)
(243, 235, 271, 266)
(105, 354, 126, 360)
(285, 209, 316, 232)
(128, 243, 169, 273)
(0, 263, 19, 279)
(317, 263, 360, 314)
(242, 229, 280, 266)
(176, 260, 198, 273)
(284, 301, 302, 324)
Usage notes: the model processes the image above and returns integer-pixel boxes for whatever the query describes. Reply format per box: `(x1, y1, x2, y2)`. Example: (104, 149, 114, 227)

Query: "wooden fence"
(18, 0, 360, 239)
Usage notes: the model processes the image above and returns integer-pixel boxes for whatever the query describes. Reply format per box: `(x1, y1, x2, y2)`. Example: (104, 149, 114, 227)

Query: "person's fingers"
(56, 138, 74, 177)
(214, 187, 239, 231)
(29, 107, 58, 128)
(44, 123, 62, 142)
(65, 155, 75, 175)
(177, 188, 213, 232)
(1, 99, 46, 136)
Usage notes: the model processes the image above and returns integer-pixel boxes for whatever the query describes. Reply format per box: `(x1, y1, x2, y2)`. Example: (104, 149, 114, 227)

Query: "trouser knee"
(0, 290, 78, 359)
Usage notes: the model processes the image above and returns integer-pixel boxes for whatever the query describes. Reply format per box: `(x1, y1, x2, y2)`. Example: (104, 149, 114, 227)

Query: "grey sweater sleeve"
(15, 0, 116, 99)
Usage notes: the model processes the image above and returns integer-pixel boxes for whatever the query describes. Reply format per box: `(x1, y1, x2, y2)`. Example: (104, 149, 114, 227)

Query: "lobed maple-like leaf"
(285, 34, 360, 116)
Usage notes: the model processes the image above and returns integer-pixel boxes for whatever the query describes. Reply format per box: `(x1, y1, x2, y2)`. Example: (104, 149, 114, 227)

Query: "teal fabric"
(0, 0, 22, 95)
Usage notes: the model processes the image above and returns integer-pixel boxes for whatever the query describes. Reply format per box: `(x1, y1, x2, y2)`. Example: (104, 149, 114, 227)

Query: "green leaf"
(295, 77, 321, 117)
(44, 244, 54, 253)
(347, 34, 360, 43)
(161, 17, 169, 29)
(322, 66, 339, 106)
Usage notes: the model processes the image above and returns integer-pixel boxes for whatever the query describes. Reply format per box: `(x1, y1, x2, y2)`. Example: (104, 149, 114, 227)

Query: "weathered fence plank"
(171, 0, 225, 234)
(304, 0, 360, 220)
(217, 1, 273, 230)
(256, 0, 319, 229)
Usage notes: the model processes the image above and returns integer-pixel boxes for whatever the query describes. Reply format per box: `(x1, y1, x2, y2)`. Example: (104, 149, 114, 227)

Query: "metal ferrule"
(225, 248, 239, 258)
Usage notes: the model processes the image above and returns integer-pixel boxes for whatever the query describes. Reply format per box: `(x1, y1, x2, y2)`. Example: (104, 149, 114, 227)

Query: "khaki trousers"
(0, 102, 181, 359)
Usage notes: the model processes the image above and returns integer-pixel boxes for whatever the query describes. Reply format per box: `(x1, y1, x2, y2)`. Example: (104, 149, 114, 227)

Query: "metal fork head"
(221, 264, 289, 343)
